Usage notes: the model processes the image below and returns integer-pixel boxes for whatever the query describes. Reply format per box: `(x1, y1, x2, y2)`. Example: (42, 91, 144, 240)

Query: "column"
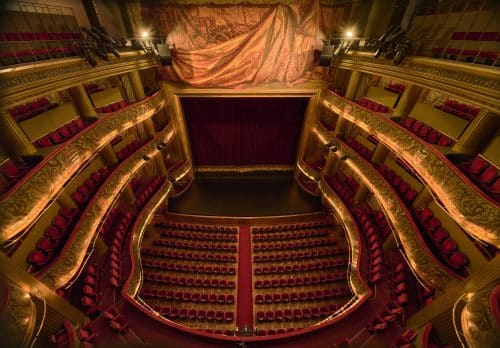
(154, 152, 168, 177)
(371, 142, 390, 166)
(100, 144, 118, 166)
(412, 186, 434, 209)
(452, 111, 500, 154)
(393, 84, 423, 117)
(363, 0, 396, 38)
(143, 118, 156, 138)
(0, 111, 37, 162)
(56, 190, 76, 209)
(68, 85, 98, 120)
(322, 150, 338, 177)
(122, 184, 136, 205)
(354, 183, 370, 205)
(127, 70, 146, 101)
(344, 70, 363, 100)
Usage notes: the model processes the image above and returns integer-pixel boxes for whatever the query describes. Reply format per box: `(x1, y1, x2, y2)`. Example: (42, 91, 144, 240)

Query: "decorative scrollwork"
(322, 92, 500, 248)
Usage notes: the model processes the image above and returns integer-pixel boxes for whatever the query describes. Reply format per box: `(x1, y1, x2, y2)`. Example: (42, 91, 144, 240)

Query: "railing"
(37, 123, 175, 289)
(0, 88, 169, 245)
(321, 91, 500, 248)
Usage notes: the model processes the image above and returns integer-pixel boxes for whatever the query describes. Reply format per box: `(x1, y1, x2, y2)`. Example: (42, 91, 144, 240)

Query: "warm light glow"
(141, 31, 149, 38)
(346, 31, 353, 38)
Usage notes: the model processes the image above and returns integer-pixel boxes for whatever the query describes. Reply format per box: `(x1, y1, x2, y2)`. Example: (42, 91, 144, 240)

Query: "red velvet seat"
(37, 237, 58, 252)
(478, 166, 498, 184)
(28, 250, 51, 267)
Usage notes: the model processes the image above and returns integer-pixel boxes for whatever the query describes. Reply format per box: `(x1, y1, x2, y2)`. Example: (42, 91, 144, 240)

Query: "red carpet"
(236, 225, 253, 329)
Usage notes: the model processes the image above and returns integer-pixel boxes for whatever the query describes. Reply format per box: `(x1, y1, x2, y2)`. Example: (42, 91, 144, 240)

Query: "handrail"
(0, 88, 169, 244)
(326, 138, 459, 289)
(321, 91, 500, 248)
(37, 123, 176, 289)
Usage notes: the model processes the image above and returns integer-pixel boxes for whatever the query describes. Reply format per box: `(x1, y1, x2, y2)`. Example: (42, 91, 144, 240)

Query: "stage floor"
(168, 172, 323, 216)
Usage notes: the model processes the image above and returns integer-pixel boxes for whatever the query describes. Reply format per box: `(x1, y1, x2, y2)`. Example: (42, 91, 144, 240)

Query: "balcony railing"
(38, 123, 176, 289)
(0, 88, 169, 245)
(321, 91, 500, 248)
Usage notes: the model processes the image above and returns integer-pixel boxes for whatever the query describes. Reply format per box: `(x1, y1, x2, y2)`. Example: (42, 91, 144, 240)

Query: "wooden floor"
(168, 172, 323, 216)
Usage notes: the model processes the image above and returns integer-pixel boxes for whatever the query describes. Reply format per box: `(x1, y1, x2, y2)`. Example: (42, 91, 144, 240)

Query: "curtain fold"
(182, 98, 308, 166)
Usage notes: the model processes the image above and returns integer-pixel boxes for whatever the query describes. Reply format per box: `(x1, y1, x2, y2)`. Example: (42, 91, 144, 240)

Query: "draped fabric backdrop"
(182, 98, 308, 166)
(142, 0, 350, 88)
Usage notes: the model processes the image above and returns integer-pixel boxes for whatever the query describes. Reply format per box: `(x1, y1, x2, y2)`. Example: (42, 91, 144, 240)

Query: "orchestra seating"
(70, 166, 111, 207)
(343, 136, 373, 160)
(398, 117, 454, 147)
(325, 175, 359, 205)
(36, 117, 87, 148)
(84, 84, 104, 95)
(115, 139, 146, 162)
(385, 83, 406, 95)
(49, 320, 75, 348)
(95, 100, 128, 114)
(132, 176, 166, 208)
(435, 99, 480, 121)
(0, 160, 35, 192)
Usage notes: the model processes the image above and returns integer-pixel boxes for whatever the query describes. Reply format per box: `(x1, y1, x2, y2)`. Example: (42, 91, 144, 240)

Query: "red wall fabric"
(182, 97, 308, 166)
(142, 0, 348, 88)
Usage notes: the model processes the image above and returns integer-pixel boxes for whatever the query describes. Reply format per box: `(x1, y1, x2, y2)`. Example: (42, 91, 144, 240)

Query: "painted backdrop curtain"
(145, 0, 324, 88)
(182, 98, 308, 166)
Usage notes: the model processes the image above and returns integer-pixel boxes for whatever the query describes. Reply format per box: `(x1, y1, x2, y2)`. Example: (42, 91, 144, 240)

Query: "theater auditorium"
(0, 0, 499, 347)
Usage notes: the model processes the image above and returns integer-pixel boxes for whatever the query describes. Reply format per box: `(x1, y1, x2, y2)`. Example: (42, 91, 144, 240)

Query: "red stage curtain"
(182, 98, 308, 166)
(145, 0, 324, 88)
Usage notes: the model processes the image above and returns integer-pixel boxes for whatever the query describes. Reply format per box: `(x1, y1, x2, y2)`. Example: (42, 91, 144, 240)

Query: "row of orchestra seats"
(141, 289, 235, 304)
(140, 276, 236, 290)
(154, 307, 234, 322)
(256, 305, 340, 322)
(37, 117, 87, 147)
(116, 139, 145, 162)
(256, 327, 300, 336)
(254, 274, 349, 289)
(326, 176, 358, 206)
(253, 229, 330, 242)
(159, 230, 237, 242)
(254, 258, 349, 275)
(253, 221, 332, 233)
(253, 247, 348, 263)
(253, 239, 335, 252)
(134, 176, 165, 208)
(9, 97, 58, 122)
(356, 97, 390, 113)
(70, 166, 111, 207)
(49, 320, 75, 348)
(84, 83, 104, 95)
(378, 164, 419, 206)
(95, 100, 127, 114)
(455, 156, 499, 202)
(142, 248, 237, 263)
(399, 117, 454, 147)
(436, 99, 480, 121)
(0, 160, 36, 192)
(143, 262, 236, 275)
(255, 287, 351, 304)
(385, 83, 406, 95)
(343, 136, 373, 160)
(108, 209, 135, 289)
(27, 206, 80, 269)
(414, 208, 469, 275)
(152, 239, 237, 253)
(155, 221, 238, 234)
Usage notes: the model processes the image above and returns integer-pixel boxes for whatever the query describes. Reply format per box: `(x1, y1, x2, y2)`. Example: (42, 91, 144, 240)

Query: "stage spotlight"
(319, 45, 335, 66)
(142, 31, 149, 38)
(346, 31, 353, 38)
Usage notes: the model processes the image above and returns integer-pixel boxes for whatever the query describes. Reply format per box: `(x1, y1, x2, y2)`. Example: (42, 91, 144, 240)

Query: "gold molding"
(297, 158, 320, 182)
(38, 125, 176, 289)
(0, 89, 169, 244)
(0, 52, 159, 109)
(321, 92, 500, 247)
(317, 179, 372, 298)
(123, 181, 173, 298)
(334, 53, 500, 113)
(330, 139, 457, 288)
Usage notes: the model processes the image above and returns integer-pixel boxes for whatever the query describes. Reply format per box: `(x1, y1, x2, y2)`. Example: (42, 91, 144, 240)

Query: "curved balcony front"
(321, 91, 500, 248)
(329, 138, 460, 289)
(0, 88, 169, 244)
(35, 123, 176, 289)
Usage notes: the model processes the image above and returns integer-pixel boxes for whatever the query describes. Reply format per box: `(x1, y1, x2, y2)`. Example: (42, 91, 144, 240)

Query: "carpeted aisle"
(236, 226, 253, 330)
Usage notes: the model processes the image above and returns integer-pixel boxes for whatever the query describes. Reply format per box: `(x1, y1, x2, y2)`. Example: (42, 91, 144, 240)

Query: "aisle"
(236, 225, 253, 330)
